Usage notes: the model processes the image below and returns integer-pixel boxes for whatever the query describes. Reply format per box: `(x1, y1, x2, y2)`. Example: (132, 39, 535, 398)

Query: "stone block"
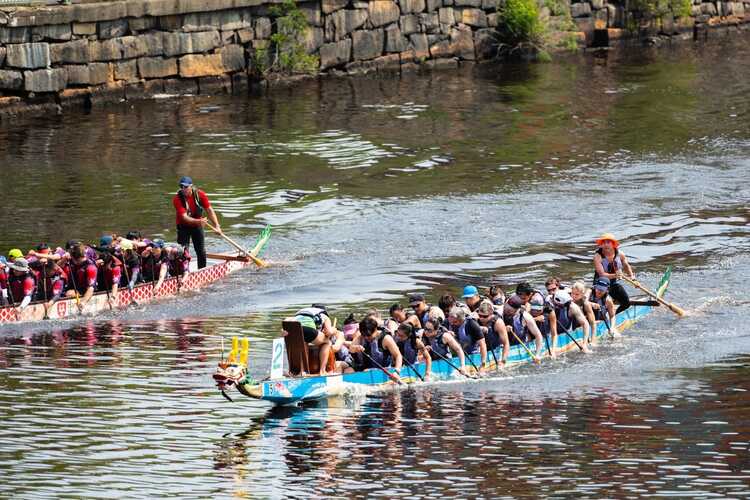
(24, 68, 67, 92)
(481, 0, 496, 9)
(352, 28, 385, 59)
(129, 17, 158, 32)
(0, 27, 30, 44)
(183, 10, 252, 32)
(385, 24, 409, 51)
(161, 78, 197, 95)
(114, 59, 139, 81)
(0, 48, 5, 67)
(328, 8, 369, 39)
(439, 6, 456, 23)
(459, 8, 488, 26)
(302, 27, 326, 53)
(0, 70, 23, 90)
(319, 38, 352, 69)
(572, 2, 593, 16)
(374, 53, 401, 70)
(7, 43, 51, 69)
(163, 31, 221, 57)
(220, 44, 246, 71)
(322, 0, 349, 14)
(450, 26, 474, 59)
(420, 12, 440, 31)
(429, 39, 453, 57)
(237, 28, 255, 43)
(119, 36, 149, 59)
(89, 62, 109, 84)
(399, 0, 427, 12)
(66, 65, 90, 85)
(487, 12, 499, 26)
(158, 15, 184, 31)
(409, 32, 429, 57)
(426, 0, 443, 11)
(198, 74, 231, 94)
(31, 24, 72, 42)
(143, 78, 165, 95)
(255, 17, 272, 39)
(99, 19, 129, 39)
(138, 56, 179, 78)
(300, 2, 324, 26)
(50, 39, 90, 64)
(369, 0, 402, 25)
(401, 14, 421, 33)
(73, 23, 97, 36)
(90, 39, 122, 61)
(454, 0, 481, 6)
(140, 32, 165, 57)
(179, 53, 225, 77)
(591, 0, 605, 8)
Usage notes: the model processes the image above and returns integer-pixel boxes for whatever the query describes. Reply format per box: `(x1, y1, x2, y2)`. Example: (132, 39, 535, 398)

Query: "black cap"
(408, 293, 425, 306)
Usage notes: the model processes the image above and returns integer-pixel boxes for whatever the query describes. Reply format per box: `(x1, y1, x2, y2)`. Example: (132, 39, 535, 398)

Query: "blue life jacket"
(397, 337, 419, 365)
(428, 331, 451, 358)
(483, 314, 503, 350)
(456, 319, 480, 354)
(555, 303, 577, 332)
(364, 333, 392, 368)
(595, 248, 622, 283)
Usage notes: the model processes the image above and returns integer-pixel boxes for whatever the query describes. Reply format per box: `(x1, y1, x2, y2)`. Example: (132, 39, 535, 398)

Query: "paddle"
(427, 347, 478, 380)
(556, 320, 585, 351)
(204, 222, 267, 268)
(360, 350, 404, 385)
(4, 275, 21, 321)
(621, 275, 686, 316)
(41, 265, 50, 320)
(119, 252, 139, 307)
(402, 357, 425, 382)
(508, 327, 541, 364)
(67, 261, 83, 314)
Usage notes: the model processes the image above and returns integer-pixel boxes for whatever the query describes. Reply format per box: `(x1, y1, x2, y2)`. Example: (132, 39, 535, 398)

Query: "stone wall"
(0, 0, 748, 114)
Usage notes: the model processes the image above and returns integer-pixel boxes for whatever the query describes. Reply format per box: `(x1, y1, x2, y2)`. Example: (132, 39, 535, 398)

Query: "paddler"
(407, 292, 430, 328)
(461, 285, 484, 313)
(6, 258, 36, 311)
(447, 306, 487, 371)
(475, 300, 511, 365)
(593, 233, 634, 314)
(589, 277, 619, 337)
(285, 304, 337, 376)
(350, 316, 402, 382)
(172, 176, 220, 269)
(503, 282, 545, 359)
(422, 317, 468, 374)
(552, 290, 593, 353)
(570, 281, 597, 346)
(65, 243, 98, 311)
(394, 322, 432, 380)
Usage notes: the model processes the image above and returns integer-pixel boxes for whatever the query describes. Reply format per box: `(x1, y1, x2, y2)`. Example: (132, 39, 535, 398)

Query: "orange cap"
(596, 233, 619, 248)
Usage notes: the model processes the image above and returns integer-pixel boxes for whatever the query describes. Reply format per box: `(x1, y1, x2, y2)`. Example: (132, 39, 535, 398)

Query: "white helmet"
(553, 290, 572, 306)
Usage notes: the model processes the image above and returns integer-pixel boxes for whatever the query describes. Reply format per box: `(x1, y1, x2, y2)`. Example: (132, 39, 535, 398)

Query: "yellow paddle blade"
(239, 338, 250, 366)
(228, 336, 239, 363)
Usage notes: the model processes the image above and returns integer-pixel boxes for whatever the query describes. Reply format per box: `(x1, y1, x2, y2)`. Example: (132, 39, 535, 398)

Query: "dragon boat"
(0, 226, 271, 324)
(214, 267, 673, 406)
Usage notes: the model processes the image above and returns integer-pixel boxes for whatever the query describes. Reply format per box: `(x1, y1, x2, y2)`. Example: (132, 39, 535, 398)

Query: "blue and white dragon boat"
(213, 268, 673, 406)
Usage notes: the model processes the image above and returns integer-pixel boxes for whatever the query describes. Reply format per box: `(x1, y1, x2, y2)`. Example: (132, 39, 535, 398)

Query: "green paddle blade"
(656, 265, 672, 299)
(248, 225, 272, 257)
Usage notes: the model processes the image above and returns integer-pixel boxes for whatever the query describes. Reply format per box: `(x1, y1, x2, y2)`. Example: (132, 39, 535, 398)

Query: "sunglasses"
(423, 327, 435, 333)
(478, 314, 491, 319)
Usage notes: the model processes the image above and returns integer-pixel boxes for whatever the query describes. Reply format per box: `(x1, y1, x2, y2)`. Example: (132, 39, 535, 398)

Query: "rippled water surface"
(1, 34, 750, 497)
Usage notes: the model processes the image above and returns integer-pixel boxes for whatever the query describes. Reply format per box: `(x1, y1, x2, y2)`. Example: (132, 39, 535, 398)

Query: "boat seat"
(282, 320, 310, 376)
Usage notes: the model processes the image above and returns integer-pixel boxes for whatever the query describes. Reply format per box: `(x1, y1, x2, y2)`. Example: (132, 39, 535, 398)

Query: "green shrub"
(259, 0, 319, 75)
(500, 0, 543, 45)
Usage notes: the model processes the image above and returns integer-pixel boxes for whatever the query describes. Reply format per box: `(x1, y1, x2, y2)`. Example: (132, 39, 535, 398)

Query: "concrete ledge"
(2, 0, 285, 27)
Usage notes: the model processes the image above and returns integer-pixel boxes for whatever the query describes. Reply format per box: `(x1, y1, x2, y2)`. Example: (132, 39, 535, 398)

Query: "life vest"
(141, 253, 166, 282)
(595, 248, 622, 281)
(456, 318, 481, 354)
(97, 254, 122, 290)
(503, 293, 526, 322)
(555, 302, 577, 332)
(36, 264, 66, 301)
(8, 271, 36, 301)
(295, 307, 329, 331)
(483, 313, 503, 350)
(68, 258, 97, 294)
(364, 333, 393, 368)
(177, 187, 204, 219)
(166, 245, 190, 277)
(591, 293, 609, 321)
(428, 331, 451, 358)
(397, 336, 419, 365)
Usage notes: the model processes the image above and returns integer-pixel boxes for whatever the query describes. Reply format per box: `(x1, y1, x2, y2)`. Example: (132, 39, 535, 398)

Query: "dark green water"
(1, 34, 749, 497)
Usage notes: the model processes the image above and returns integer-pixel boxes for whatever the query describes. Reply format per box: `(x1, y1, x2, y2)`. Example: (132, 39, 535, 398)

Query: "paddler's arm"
(382, 335, 403, 379)
(548, 309, 558, 358)
(495, 320, 510, 364)
(205, 206, 221, 232)
(571, 303, 591, 347)
(444, 332, 467, 371)
(522, 311, 544, 358)
(478, 338, 488, 370)
(80, 286, 94, 308)
(417, 339, 432, 379)
(154, 263, 168, 291)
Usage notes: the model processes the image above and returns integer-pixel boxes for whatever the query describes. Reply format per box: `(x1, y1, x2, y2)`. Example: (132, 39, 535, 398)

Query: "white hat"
(553, 290, 572, 306)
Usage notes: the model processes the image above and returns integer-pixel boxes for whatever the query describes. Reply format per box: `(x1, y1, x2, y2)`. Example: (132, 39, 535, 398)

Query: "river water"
(1, 33, 750, 498)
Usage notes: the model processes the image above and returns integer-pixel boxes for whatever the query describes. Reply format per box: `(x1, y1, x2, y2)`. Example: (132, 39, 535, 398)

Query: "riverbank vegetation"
(254, 0, 319, 76)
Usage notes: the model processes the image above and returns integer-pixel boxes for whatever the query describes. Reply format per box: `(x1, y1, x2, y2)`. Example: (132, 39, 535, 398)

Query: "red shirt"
(172, 189, 211, 227)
